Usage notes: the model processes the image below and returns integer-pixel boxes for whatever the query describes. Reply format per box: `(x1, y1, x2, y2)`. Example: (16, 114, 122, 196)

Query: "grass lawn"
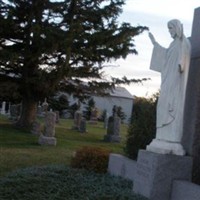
(0, 114, 128, 177)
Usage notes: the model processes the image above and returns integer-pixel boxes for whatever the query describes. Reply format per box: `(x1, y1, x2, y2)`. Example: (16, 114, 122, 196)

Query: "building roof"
(109, 87, 133, 99)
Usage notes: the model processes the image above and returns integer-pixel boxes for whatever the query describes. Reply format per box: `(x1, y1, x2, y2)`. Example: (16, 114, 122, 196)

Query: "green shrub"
(71, 146, 110, 173)
(124, 94, 158, 160)
(0, 165, 148, 200)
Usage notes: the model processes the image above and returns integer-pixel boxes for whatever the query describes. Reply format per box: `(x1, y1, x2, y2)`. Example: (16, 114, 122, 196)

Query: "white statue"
(146, 19, 191, 155)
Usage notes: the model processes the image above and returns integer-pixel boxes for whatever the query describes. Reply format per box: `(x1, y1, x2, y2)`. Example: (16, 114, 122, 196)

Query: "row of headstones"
(32, 109, 121, 147)
(72, 106, 121, 142)
(0, 100, 49, 116)
(3, 100, 56, 121)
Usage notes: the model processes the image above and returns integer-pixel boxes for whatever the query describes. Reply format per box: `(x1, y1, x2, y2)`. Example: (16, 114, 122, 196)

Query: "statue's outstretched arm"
(148, 32, 156, 45)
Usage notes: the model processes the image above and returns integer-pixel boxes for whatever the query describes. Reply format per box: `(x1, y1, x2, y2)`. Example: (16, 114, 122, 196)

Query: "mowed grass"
(0, 114, 128, 177)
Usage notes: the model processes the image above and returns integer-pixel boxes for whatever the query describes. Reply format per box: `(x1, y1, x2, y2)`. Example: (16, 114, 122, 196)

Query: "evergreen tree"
(0, 0, 147, 129)
(124, 93, 158, 159)
(117, 106, 126, 123)
(48, 94, 69, 114)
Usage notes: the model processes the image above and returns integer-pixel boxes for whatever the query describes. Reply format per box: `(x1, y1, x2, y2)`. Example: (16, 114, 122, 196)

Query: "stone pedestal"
(104, 134, 121, 142)
(147, 139, 185, 156)
(38, 135, 57, 146)
(134, 150, 193, 200)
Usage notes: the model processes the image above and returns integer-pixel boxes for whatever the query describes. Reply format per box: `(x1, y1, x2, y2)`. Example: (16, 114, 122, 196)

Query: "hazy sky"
(104, 0, 199, 97)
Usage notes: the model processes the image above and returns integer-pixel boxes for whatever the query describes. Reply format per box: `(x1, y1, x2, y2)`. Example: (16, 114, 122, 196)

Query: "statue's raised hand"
(148, 32, 156, 45)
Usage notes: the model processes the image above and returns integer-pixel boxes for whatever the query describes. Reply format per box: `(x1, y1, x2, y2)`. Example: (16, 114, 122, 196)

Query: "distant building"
(91, 87, 133, 123)
(57, 87, 134, 124)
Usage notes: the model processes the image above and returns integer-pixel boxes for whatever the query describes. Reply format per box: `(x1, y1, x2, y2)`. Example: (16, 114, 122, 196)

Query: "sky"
(103, 0, 200, 97)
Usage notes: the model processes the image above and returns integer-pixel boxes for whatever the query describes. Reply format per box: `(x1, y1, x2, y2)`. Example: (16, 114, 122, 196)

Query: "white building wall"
(93, 96, 133, 123)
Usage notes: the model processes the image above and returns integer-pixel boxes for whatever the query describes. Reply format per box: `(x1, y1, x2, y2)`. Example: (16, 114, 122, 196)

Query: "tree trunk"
(16, 98, 37, 130)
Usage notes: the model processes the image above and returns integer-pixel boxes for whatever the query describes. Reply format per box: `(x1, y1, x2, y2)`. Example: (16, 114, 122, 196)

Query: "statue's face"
(168, 24, 176, 39)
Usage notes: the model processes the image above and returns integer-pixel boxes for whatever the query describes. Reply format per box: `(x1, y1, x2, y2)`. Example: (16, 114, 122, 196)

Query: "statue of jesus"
(146, 19, 191, 155)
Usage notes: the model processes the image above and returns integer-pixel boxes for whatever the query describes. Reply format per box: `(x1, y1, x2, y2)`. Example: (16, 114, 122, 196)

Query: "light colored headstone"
(42, 98, 48, 113)
(38, 111, 56, 146)
(1, 101, 6, 114)
(37, 102, 42, 116)
(89, 107, 98, 124)
(44, 112, 56, 137)
(147, 19, 191, 156)
(72, 109, 82, 130)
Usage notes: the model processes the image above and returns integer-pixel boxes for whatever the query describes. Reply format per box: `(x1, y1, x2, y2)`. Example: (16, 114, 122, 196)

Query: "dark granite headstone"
(103, 115, 121, 142)
(79, 118, 86, 133)
(182, 7, 200, 184)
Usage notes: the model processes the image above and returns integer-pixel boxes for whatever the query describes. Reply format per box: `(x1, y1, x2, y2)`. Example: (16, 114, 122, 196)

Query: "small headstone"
(55, 111, 60, 123)
(31, 121, 42, 135)
(9, 104, 21, 121)
(1, 101, 6, 114)
(7, 102, 11, 115)
(42, 98, 48, 113)
(38, 112, 56, 146)
(72, 109, 82, 130)
(37, 102, 42, 116)
(79, 118, 86, 133)
(103, 110, 109, 129)
(89, 107, 98, 124)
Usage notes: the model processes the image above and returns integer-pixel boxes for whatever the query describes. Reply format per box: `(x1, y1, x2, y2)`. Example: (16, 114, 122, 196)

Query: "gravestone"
(103, 110, 109, 129)
(7, 102, 11, 115)
(9, 104, 21, 121)
(38, 112, 57, 145)
(79, 118, 86, 133)
(182, 7, 200, 184)
(104, 106, 121, 142)
(42, 98, 48, 113)
(89, 107, 98, 124)
(31, 121, 42, 135)
(72, 109, 82, 130)
(1, 101, 6, 114)
(55, 111, 60, 123)
(37, 102, 42, 116)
